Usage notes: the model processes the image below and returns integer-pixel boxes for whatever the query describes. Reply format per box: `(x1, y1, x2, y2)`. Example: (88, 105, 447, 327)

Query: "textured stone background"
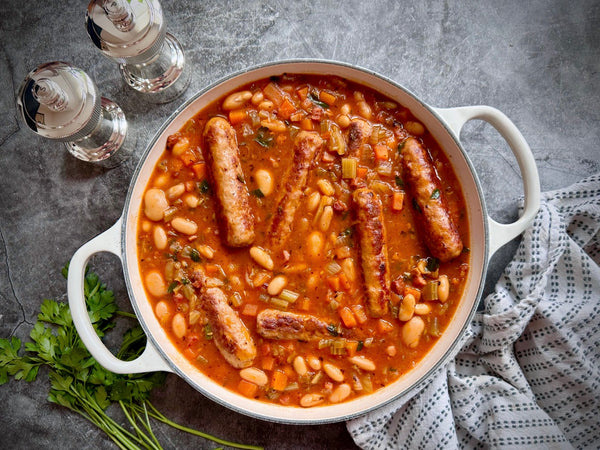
(0, 0, 598, 448)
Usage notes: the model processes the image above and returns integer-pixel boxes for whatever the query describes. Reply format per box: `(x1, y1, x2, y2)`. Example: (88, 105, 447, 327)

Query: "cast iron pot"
(68, 60, 540, 424)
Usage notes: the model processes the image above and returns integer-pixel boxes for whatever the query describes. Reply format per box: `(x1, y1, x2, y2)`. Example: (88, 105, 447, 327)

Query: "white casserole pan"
(68, 60, 540, 424)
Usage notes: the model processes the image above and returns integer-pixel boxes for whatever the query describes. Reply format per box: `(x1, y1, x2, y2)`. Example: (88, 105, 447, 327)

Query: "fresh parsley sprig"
(0, 265, 261, 450)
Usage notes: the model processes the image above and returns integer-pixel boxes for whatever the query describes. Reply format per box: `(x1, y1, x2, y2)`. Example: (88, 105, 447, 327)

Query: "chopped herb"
(251, 189, 265, 198)
(395, 175, 404, 187)
(425, 257, 440, 272)
(189, 248, 201, 262)
(198, 179, 211, 194)
(412, 198, 422, 213)
(462, 247, 471, 253)
(254, 127, 274, 147)
(430, 188, 440, 200)
(204, 324, 213, 340)
(357, 340, 364, 352)
(167, 281, 179, 293)
(397, 140, 407, 152)
(237, 174, 246, 184)
(181, 277, 190, 285)
(326, 324, 339, 337)
(341, 227, 354, 238)
(308, 92, 329, 109)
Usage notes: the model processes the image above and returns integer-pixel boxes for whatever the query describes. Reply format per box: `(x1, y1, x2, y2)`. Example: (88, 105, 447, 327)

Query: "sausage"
(192, 271, 256, 368)
(352, 188, 391, 318)
(266, 131, 323, 250)
(400, 137, 463, 262)
(203, 117, 255, 247)
(347, 118, 372, 159)
(256, 309, 331, 341)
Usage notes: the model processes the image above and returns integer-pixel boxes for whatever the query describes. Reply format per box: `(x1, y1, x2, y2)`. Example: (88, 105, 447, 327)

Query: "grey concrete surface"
(0, 0, 598, 448)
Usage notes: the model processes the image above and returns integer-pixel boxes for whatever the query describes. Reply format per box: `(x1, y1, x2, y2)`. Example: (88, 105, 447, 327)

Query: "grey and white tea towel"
(347, 174, 600, 449)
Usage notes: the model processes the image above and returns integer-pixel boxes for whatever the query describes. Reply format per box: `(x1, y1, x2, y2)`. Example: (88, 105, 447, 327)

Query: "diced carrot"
(356, 166, 368, 178)
(335, 246, 352, 259)
(296, 86, 309, 101)
(339, 271, 351, 291)
(377, 319, 394, 334)
(261, 356, 275, 371)
(180, 150, 197, 166)
(327, 276, 340, 291)
(351, 304, 369, 324)
(228, 108, 247, 125)
(300, 117, 314, 131)
(191, 162, 206, 179)
(263, 82, 284, 107)
(205, 264, 220, 275)
(345, 340, 359, 357)
(339, 306, 357, 328)
(241, 303, 259, 317)
(373, 143, 389, 161)
(278, 97, 296, 120)
(260, 343, 271, 356)
(319, 90, 336, 106)
(289, 111, 305, 122)
(271, 370, 288, 391)
(392, 191, 405, 211)
(404, 285, 422, 302)
(297, 297, 310, 311)
(237, 379, 259, 398)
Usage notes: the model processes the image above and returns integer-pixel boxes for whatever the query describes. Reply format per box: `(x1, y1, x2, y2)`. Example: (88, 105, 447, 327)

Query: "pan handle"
(434, 105, 540, 258)
(67, 218, 172, 374)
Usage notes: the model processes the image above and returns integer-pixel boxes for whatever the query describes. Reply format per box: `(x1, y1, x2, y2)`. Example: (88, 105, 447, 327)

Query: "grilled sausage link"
(192, 271, 256, 368)
(352, 188, 391, 318)
(203, 117, 255, 247)
(347, 118, 372, 159)
(267, 131, 323, 250)
(401, 137, 463, 262)
(256, 309, 331, 341)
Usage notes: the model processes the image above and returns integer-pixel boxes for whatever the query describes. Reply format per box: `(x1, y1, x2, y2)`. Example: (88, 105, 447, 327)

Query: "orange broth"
(137, 74, 469, 407)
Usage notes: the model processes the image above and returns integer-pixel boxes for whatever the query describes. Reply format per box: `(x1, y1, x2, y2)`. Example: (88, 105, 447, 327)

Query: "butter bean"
(438, 275, 450, 302)
(251, 91, 264, 105)
(329, 383, 351, 403)
(222, 90, 252, 110)
(414, 303, 432, 315)
(171, 137, 190, 156)
(250, 246, 274, 270)
(267, 275, 287, 296)
(293, 356, 308, 376)
(166, 183, 185, 201)
(172, 313, 187, 339)
(144, 188, 168, 221)
(398, 293, 416, 322)
(171, 217, 198, 235)
(402, 316, 425, 348)
(323, 362, 344, 382)
(307, 355, 322, 370)
(239, 367, 268, 386)
(155, 300, 170, 322)
(255, 169, 274, 196)
(307, 191, 321, 212)
(347, 355, 376, 372)
(145, 271, 167, 297)
(300, 393, 324, 408)
(306, 231, 325, 259)
(153, 225, 168, 250)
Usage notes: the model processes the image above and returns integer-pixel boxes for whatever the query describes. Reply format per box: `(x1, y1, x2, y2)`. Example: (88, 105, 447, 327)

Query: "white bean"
(293, 356, 308, 376)
(251, 91, 264, 105)
(405, 121, 425, 136)
(267, 275, 287, 296)
(239, 367, 268, 386)
(222, 90, 252, 110)
(172, 313, 187, 339)
(300, 393, 324, 408)
(329, 383, 351, 403)
(171, 137, 190, 156)
(316, 179, 335, 196)
(307, 355, 322, 371)
(249, 246, 274, 270)
(153, 225, 168, 250)
(144, 188, 168, 221)
(197, 245, 215, 259)
(306, 231, 325, 259)
(398, 293, 416, 322)
(337, 114, 351, 129)
(323, 362, 344, 382)
(414, 303, 432, 315)
(184, 193, 200, 208)
(145, 271, 167, 297)
(255, 169, 274, 196)
(166, 183, 185, 200)
(171, 217, 198, 235)
(319, 205, 334, 232)
(347, 356, 376, 372)
(402, 316, 425, 348)
(307, 191, 321, 212)
(155, 300, 170, 321)
(438, 275, 450, 302)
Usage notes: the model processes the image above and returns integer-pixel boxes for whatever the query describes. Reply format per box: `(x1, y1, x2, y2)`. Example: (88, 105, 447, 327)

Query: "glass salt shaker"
(86, 0, 190, 103)
(16, 61, 132, 166)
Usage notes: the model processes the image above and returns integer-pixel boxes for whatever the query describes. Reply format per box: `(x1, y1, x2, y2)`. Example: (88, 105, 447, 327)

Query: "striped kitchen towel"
(347, 174, 600, 449)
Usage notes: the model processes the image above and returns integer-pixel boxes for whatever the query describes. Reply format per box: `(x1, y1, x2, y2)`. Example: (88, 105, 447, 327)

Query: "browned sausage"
(347, 118, 372, 159)
(266, 131, 323, 250)
(352, 188, 391, 318)
(400, 137, 463, 262)
(192, 271, 256, 368)
(203, 117, 255, 247)
(256, 309, 331, 341)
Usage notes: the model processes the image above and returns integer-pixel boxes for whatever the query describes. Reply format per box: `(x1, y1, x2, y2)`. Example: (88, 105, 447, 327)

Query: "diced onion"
(325, 260, 342, 276)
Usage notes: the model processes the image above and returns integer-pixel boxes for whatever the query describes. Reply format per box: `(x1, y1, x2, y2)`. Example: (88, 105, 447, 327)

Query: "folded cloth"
(347, 174, 600, 449)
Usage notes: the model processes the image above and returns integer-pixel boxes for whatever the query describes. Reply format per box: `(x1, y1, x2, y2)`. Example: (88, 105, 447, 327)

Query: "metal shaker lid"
(16, 62, 102, 142)
(86, 0, 166, 65)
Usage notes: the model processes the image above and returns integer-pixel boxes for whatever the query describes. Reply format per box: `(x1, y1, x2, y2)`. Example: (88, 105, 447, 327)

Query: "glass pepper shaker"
(16, 61, 132, 166)
(86, 0, 190, 103)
